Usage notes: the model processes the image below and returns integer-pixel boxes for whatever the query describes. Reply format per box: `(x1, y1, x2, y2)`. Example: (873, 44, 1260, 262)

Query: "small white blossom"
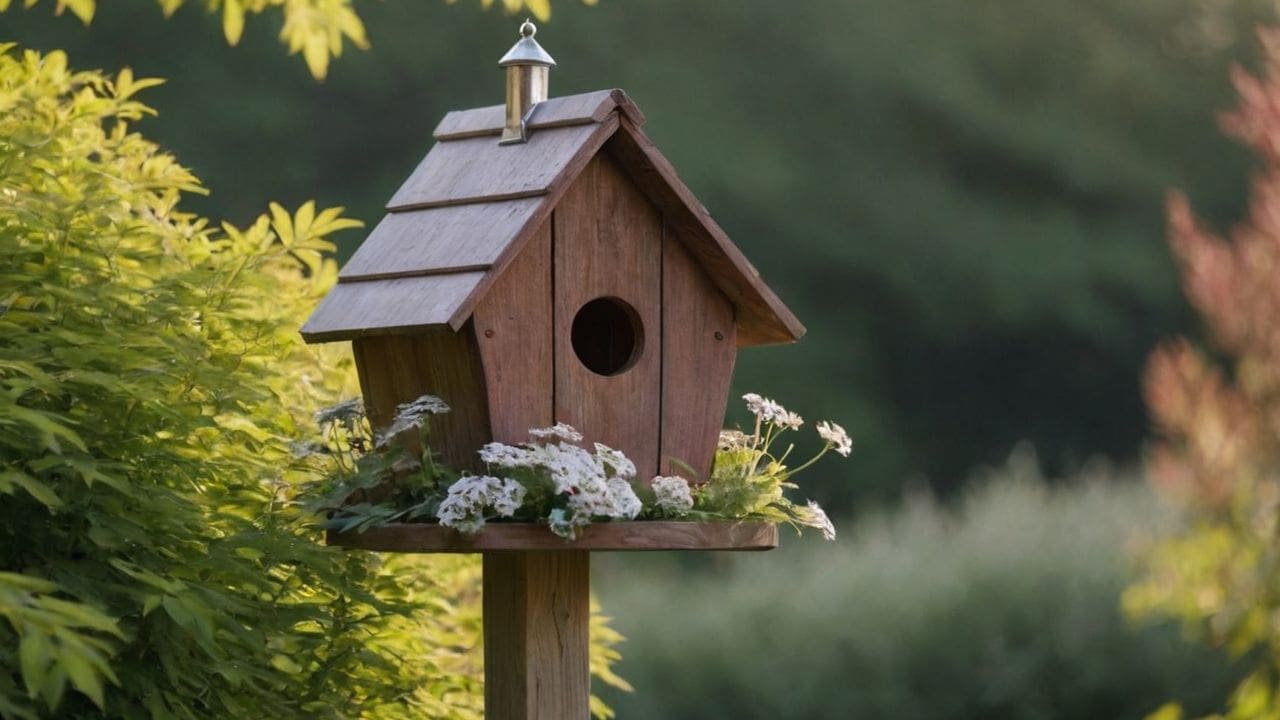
(380, 394, 451, 442)
(436, 475, 527, 534)
(805, 500, 836, 541)
(717, 430, 751, 450)
(816, 421, 852, 457)
(775, 410, 804, 430)
(742, 392, 801, 429)
(594, 443, 636, 480)
(528, 423, 584, 443)
(314, 398, 362, 425)
(651, 475, 694, 515)
(479, 442, 535, 468)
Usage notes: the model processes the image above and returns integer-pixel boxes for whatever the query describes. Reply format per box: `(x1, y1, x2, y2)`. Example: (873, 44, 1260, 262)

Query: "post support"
(483, 550, 591, 720)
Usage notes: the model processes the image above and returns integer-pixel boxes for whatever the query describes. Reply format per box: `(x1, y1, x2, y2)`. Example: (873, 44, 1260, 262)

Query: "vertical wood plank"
(474, 219, 554, 444)
(484, 551, 591, 720)
(553, 154, 663, 478)
(352, 328, 492, 471)
(660, 227, 737, 481)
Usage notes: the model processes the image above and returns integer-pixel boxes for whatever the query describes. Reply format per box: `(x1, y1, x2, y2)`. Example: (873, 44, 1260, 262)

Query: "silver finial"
(499, 19, 553, 144)
(520, 19, 536, 38)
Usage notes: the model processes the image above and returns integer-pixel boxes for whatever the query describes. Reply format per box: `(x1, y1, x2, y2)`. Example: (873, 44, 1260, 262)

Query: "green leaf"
(60, 646, 106, 709)
(0, 471, 62, 509)
(18, 633, 50, 699)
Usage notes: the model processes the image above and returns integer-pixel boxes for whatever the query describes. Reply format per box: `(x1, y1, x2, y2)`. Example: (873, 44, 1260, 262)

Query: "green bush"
(595, 451, 1241, 720)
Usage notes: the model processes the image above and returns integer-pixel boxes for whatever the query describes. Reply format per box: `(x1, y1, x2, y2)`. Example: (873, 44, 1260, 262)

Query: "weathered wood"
(328, 521, 779, 552)
(338, 198, 542, 282)
(604, 118, 805, 347)
(473, 218, 554, 444)
(483, 551, 590, 720)
(553, 154, 662, 478)
(442, 114, 619, 331)
(301, 272, 485, 342)
(387, 122, 602, 211)
(432, 89, 645, 141)
(660, 225, 736, 481)
(352, 328, 491, 470)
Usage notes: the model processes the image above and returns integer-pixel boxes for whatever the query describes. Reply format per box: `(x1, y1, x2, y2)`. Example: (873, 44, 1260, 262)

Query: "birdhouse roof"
(301, 89, 804, 347)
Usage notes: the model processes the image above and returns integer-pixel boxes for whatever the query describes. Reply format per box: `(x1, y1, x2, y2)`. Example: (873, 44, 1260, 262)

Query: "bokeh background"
(7, 1, 1276, 716)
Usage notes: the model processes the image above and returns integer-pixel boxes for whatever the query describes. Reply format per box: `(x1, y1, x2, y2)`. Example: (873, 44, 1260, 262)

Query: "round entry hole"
(571, 297, 643, 376)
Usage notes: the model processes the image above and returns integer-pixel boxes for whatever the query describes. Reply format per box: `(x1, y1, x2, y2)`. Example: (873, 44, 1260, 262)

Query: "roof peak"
(498, 19, 555, 67)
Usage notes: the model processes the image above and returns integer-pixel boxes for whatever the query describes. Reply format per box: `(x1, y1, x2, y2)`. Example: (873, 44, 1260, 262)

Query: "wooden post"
(483, 551, 591, 720)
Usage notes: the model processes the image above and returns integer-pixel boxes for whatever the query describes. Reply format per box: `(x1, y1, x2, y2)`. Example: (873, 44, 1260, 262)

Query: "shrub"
(595, 454, 1240, 720)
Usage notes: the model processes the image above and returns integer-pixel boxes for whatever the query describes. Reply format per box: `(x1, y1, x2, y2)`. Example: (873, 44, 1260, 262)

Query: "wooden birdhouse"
(302, 23, 802, 484)
(303, 22, 805, 719)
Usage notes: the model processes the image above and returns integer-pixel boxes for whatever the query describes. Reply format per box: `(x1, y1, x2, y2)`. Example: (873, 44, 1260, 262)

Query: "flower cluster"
(472, 426, 642, 538)
(743, 392, 804, 430)
(651, 475, 695, 515)
(378, 394, 451, 447)
(436, 475, 526, 533)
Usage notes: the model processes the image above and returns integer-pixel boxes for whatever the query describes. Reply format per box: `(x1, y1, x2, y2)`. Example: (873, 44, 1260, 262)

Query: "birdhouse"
(301, 22, 803, 485)
(303, 23, 806, 720)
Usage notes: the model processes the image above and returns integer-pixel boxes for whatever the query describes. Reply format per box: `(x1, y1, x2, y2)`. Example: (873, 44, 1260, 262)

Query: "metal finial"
(498, 20, 555, 67)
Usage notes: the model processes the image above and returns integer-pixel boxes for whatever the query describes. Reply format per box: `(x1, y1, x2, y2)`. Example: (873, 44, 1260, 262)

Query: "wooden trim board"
(328, 521, 778, 552)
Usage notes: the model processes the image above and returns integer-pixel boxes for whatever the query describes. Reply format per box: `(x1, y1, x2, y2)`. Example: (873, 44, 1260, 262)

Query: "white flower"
(395, 394, 450, 421)
(774, 410, 804, 430)
(528, 422, 584, 443)
(479, 442, 535, 468)
(607, 477, 643, 519)
(436, 475, 527, 534)
(651, 475, 694, 515)
(742, 392, 802, 429)
(594, 443, 636, 480)
(380, 394, 451, 442)
(314, 398, 362, 425)
(718, 430, 750, 450)
(816, 421, 852, 457)
(805, 500, 836, 541)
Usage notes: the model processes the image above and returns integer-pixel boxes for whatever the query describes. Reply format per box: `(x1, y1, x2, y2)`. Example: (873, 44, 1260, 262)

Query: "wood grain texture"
(387, 122, 602, 211)
(352, 328, 491, 470)
(473, 218, 554, 444)
(604, 119, 805, 347)
(301, 272, 484, 342)
(432, 89, 645, 140)
(328, 521, 779, 552)
(660, 225, 737, 481)
(553, 154, 662, 479)
(443, 114, 619, 330)
(338, 198, 542, 281)
(483, 551, 590, 720)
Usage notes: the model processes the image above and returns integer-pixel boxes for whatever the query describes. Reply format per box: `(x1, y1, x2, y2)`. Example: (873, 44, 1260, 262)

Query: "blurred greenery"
(595, 457, 1243, 719)
(5, 0, 1274, 507)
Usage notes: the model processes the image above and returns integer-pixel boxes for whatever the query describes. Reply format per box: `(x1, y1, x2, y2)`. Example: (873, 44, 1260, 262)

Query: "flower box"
(327, 520, 777, 553)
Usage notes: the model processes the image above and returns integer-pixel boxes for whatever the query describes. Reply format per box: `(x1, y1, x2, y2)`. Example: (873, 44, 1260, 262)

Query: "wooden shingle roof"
(302, 89, 804, 347)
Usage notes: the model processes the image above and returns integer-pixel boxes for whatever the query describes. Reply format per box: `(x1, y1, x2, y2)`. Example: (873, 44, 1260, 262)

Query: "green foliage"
(0, 0, 589, 79)
(595, 459, 1243, 719)
(1125, 27, 1280, 720)
(0, 43, 624, 718)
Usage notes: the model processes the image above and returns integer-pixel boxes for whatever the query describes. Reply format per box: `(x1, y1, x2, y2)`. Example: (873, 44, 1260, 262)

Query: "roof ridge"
(432, 88, 644, 141)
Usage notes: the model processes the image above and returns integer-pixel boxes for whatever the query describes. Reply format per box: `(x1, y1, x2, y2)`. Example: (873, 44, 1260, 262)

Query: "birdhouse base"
(326, 520, 778, 553)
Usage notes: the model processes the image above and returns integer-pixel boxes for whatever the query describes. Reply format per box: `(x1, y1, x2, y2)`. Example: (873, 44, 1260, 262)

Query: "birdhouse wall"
(352, 329, 492, 470)
(473, 219, 555, 443)
(552, 154, 663, 479)
(658, 233, 736, 480)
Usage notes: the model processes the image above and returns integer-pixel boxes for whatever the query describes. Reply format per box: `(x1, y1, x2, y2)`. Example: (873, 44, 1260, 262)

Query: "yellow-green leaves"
(5, 0, 595, 80)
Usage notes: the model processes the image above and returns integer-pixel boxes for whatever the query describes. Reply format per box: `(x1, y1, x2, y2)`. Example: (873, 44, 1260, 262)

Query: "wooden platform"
(327, 520, 778, 553)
